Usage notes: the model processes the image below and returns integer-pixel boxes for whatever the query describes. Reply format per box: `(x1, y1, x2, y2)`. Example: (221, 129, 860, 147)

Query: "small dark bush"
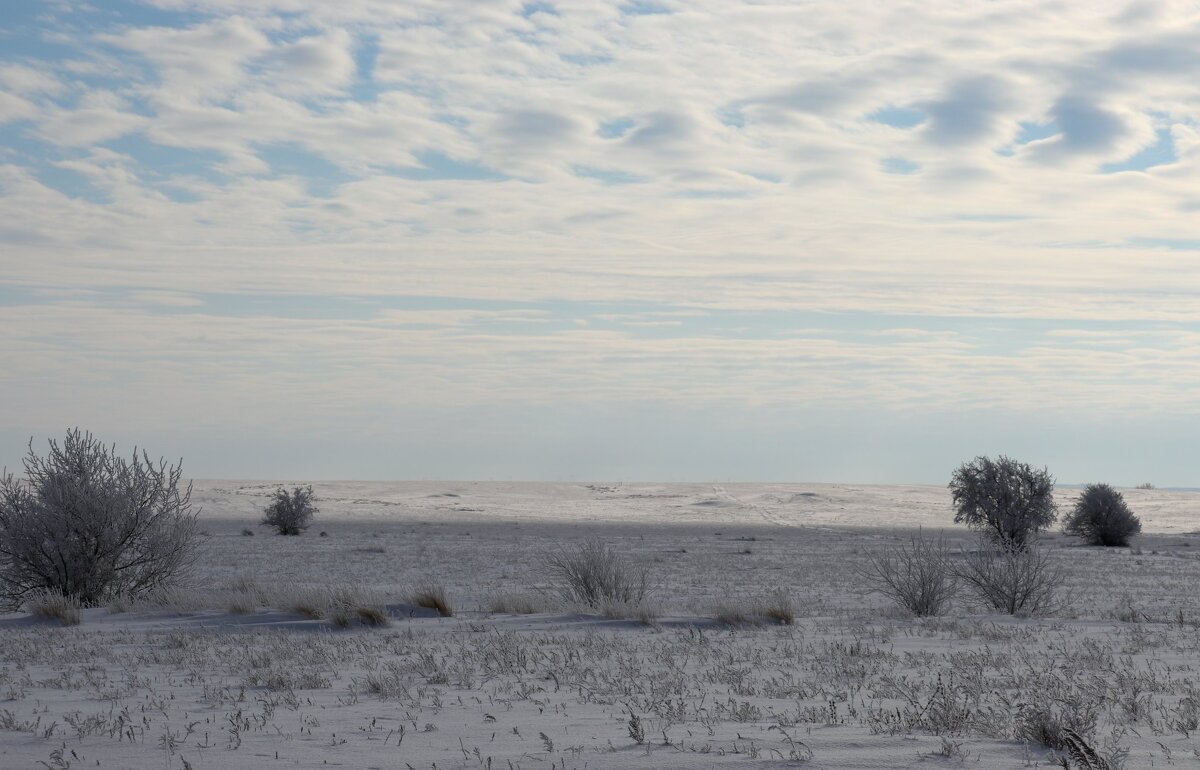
(1062, 483, 1141, 547)
(241, 528, 255, 536)
(949, 455, 1057, 550)
(261, 485, 317, 535)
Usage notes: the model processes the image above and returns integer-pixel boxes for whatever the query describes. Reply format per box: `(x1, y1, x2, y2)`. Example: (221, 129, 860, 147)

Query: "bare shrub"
(949, 455, 1057, 549)
(857, 530, 956, 616)
(953, 540, 1063, 615)
(0, 430, 198, 609)
(542, 540, 649, 609)
(409, 584, 454, 617)
(261, 485, 317, 536)
(1062, 484, 1141, 547)
(25, 590, 82, 625)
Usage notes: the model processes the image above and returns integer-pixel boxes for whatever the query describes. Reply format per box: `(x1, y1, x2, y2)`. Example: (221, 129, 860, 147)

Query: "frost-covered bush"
(542, 540, 649, 609)
(1062, 483, 1141, 547)
(953, 540, 1062, 615)
(0, 429, 198, 609)
(949, 455, 1057, 550)
(261, 485, 317, 535)
(858, 530, 957, 616)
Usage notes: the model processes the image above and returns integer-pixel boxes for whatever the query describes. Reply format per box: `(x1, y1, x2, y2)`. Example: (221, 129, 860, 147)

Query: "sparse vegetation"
(261, 485, 317, 535)
(1063, 483, 1141, 547)
(409, 584, 454, 617)
(25, 590, 82, 625)
(0, 429, 198, 609)
(857, 530, 956, 616)
(949, 455, 1057, 549)
(542, 539, 650, 609)
(953, 539, 1062, 615)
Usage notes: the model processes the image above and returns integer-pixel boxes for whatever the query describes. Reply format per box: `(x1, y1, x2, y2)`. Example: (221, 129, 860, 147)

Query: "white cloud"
(4, 0, 1200, 442)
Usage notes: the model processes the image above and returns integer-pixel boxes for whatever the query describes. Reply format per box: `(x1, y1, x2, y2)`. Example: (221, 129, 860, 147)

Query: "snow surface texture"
(2, 481, 1199, 768)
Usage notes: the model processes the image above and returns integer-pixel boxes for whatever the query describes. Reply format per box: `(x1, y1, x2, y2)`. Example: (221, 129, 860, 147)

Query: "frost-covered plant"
(0, 429, 198, 609)
(858, 530, 957, 616)
(1062, 484, 1141, 547)
(953, 540, 1062, 615)
(542, 539, 649, 609)
(261, 485, 317, 535)
(949, 455, 1057, 550)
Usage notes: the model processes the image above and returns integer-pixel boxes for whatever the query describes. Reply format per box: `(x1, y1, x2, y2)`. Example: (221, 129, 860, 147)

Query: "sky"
(1, 1, 1199, 485)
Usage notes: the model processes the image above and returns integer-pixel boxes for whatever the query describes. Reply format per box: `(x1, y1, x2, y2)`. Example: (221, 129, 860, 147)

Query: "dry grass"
(409, 584, 454, 617)
(25, 591, 82, 626)
(484, 591, 545, 614)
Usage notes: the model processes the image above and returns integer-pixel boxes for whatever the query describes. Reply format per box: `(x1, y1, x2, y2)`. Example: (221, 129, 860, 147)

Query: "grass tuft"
(410, 584, 454, 617)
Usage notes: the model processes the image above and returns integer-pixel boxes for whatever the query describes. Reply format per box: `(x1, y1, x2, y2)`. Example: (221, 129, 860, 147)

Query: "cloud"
(922, 75, 1014, 147)
(4, 0, 1200, 459)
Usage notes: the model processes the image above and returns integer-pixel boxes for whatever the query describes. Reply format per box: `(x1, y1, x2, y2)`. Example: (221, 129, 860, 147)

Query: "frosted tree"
(0, 430, 198, 609)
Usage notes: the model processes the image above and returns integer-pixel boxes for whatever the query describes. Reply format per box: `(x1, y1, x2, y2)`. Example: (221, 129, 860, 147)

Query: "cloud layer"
(2, 1, 1199, 479)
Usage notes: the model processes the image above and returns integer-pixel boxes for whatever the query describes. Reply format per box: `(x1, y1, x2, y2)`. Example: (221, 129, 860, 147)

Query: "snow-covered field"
(3, 481, 1200, 769)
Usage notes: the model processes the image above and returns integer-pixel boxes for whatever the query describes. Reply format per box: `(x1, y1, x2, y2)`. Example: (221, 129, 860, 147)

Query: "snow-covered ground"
(2, 481, 1199, 768)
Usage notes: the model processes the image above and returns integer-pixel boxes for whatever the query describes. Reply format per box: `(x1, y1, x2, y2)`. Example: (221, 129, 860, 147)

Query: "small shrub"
(953, 540, 1062, 615)
(857, 530, 956, 616)
(949, 455, 1057, 550)
(25, 590, 82, 625)
(409, 584, 453, 617)
(1062, 483, 1141, 547)
(241, 528, 255, 536)
(542, 540, 649, 609)
(261, 485, 317, 536)
(0, 429, 198, 609)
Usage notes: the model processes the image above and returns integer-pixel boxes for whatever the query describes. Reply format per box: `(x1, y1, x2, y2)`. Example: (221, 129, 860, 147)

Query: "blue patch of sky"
(255, 142, 355, 198)
(1100, 128, 1175, 173)
(104, 136, 226, 183)
(84, 0, 211, 29)
(35, 163, 110, 204)
(1129, 237, 1200, 250)
(3, 286, 1194, 359)
(672, 189, 750, 199)
(1014, 120, 1059, 144)
(573, 166, 643, 185)
(560, 52, 613, 66)
(0, 126, 111, 202)
(349, 34, 382, 102)
(882, 157, 920, 175)
(520, 2, 559, 17)
(391, 151, 508, 182)
(597, 118, 634, 139)
(435, 114, 471, 129)
(997, 119, 1059, 156)
(716, 107, 745, 128)
(868, 106, 925, 129)
(946, 213, 1031, 222)
(621, 1, 672, 15)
